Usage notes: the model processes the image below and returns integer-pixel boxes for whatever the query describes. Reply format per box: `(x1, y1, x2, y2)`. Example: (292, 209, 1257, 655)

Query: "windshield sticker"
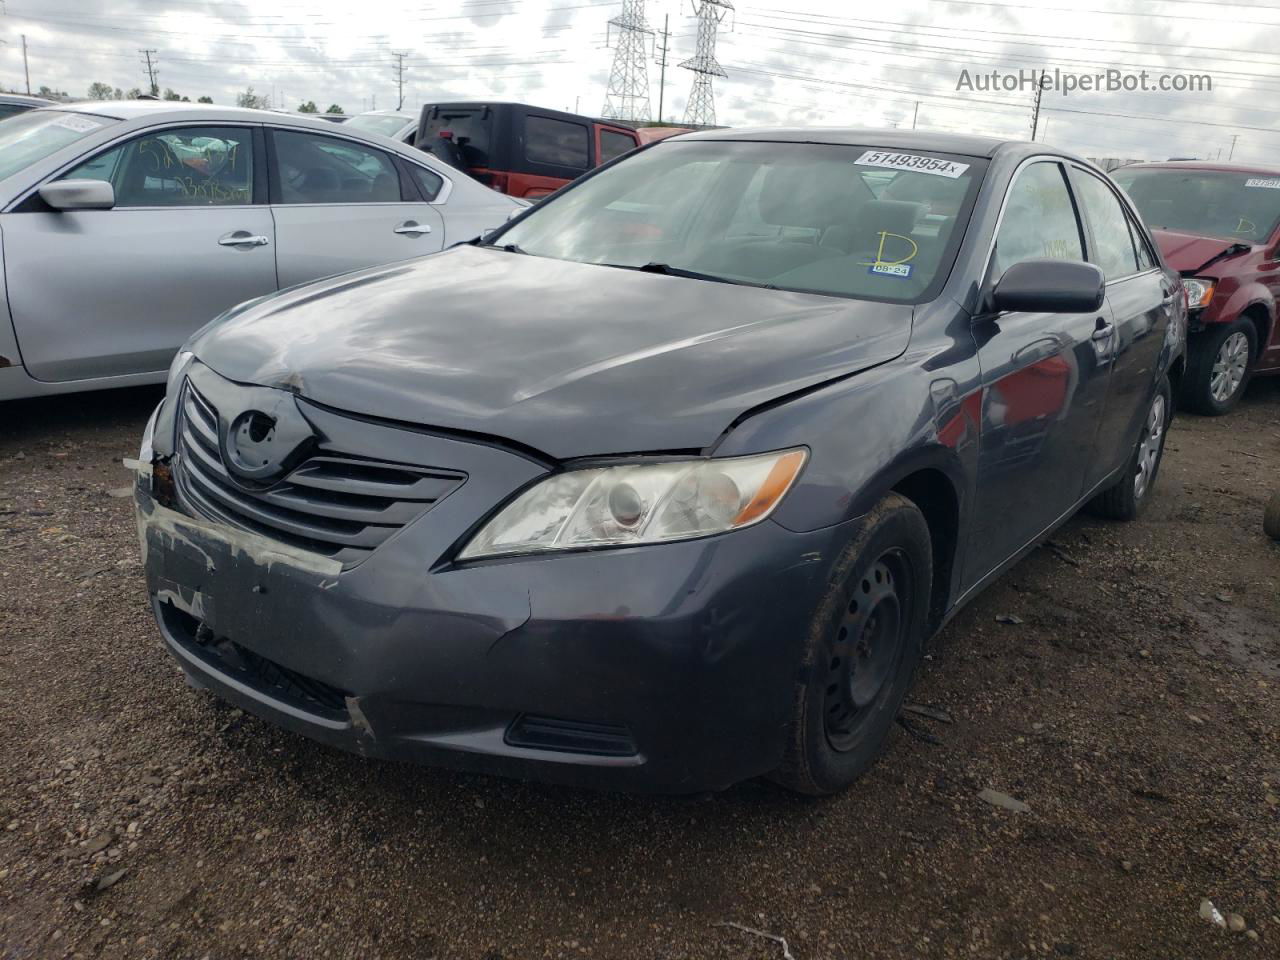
(1245, 178, 1280, 189)
(860, 230, 918, 278)
(51, 114, 104, 134)
(855, 150, 970, 179)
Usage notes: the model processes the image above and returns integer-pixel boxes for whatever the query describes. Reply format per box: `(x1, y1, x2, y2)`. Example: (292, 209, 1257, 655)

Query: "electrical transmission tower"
(391, 51, 409, 110)
(601, 0, 653, 122)
(679, 0, 731, 127)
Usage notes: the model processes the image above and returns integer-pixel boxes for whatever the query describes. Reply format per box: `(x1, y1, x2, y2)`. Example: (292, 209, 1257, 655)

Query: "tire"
(1265, 490, 1280, 542)
(1090, 376, 1172, 521)
(772, 493, 932, 795)
(1182, 318, 1256, 415)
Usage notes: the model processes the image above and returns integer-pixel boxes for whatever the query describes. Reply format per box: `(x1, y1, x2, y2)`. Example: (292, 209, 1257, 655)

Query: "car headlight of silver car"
(458, 448, 808, 560)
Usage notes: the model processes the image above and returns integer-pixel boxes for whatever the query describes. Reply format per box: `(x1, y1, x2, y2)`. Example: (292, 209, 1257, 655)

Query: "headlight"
(458, 448, 808, 560)
(1182, 278, 1215, 309)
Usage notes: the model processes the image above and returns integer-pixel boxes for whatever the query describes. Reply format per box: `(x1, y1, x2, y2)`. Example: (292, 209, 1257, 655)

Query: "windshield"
(0, 110, 115, 182)
(345, 113, 411, 138)
(1113, 167, 1280, 243)
(495, 140, 985, 303)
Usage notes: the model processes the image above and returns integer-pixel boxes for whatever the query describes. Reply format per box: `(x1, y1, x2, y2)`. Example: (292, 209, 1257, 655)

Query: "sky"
(3, 0, 1280, 163)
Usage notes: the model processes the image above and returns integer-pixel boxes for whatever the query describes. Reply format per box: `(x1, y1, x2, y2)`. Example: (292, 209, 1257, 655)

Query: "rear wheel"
(772, 493, 931, 795)
(1182, 318, 1255, 415)
(1090, 376, 1171, 521)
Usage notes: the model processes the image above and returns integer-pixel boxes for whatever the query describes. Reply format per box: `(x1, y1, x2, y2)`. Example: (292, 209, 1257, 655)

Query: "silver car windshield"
(0, 110, 116, 182)
(497, 139, 986, 303)
(345, 114, 411, 138)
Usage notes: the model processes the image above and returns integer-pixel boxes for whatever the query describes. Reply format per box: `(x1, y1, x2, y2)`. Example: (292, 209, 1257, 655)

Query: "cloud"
(2, 0, 1277, 161)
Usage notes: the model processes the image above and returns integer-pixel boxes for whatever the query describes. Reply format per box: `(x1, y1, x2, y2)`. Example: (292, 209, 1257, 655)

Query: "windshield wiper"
(487, 241, 528, 255)
(604, 261, 777, 290)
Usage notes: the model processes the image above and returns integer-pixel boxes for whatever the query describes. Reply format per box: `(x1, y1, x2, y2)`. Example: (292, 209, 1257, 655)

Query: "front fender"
(1207, 281, 1274, 340)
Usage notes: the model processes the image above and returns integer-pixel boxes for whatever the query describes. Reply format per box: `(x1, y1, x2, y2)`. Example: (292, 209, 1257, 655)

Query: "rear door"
(1068, 165, 1175, 489)
(2, 123, 276, 382)
(266, 126, 444, 288)
(964, 159, 1114, 584)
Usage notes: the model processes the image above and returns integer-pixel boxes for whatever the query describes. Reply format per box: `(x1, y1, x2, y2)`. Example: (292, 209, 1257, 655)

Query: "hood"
(1151, 228, 1254, 275)
(191, 245, 913, 459)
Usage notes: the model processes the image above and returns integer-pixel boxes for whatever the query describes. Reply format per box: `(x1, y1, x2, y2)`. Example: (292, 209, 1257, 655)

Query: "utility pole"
(656, 14, 670, 123)
(139, 48, 158, 97)
(22, 34, 31, 95)
(911, 101, 919, 130)
(680, 1, 732, 127)
(601, 0, 653, 122)
(1229, 134, 1239, 160)
(1030, 78, 1043, 141)
(391, 51, 408, 110)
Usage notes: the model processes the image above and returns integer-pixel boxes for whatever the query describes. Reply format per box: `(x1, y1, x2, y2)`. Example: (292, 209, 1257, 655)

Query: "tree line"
(83, 82, 343, 115)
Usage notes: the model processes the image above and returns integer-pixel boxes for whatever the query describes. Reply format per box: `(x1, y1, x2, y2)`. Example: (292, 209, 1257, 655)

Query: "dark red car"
(414, 102, 641, 199)
(1113, 162, 1280, 413)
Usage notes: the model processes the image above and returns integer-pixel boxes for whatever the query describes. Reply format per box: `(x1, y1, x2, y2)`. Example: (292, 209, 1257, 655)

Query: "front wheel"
(1182, 319, 1256, 415)
(1090, 376, 1172, 521)
(772, 493, 932, 795)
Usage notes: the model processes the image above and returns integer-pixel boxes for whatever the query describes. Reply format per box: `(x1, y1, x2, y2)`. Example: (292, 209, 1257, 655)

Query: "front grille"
(505, 714, 638, 757)
(174, 380, 466, 566)
(160, 601, 350, 721)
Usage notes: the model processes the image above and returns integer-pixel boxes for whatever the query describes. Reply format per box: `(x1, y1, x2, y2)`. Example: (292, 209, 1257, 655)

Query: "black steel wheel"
(773, 493, 932, 795)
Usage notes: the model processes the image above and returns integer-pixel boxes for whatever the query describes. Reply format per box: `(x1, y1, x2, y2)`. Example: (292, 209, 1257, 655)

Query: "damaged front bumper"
(134, 452, 852, 793)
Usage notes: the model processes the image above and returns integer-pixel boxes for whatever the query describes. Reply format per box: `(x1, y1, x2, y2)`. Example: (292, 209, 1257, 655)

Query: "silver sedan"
(0, 101, 520, 400)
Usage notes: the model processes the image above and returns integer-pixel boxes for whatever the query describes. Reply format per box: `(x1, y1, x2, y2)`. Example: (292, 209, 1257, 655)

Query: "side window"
(406, 163, 444, 202)
(993, 161, 1084, 277)
(525, 116, 589, 169)
(599, 130, 636, 164)
(61, 126, 254, 206)
(272, 130, 401, 204)
(0, 104, 28, 120)
(1073, 170, 1141, 280)
(1127, 213, 1156, 271)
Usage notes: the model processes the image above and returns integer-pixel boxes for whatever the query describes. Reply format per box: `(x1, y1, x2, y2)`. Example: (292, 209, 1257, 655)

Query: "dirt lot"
(1, 379, 1277, 960)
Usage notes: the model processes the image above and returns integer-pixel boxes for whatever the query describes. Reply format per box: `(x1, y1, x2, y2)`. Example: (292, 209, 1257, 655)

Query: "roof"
(671, 126, 1024, 159)
(0, 93, 56, 107)
(43, 100, 292, 123)
(353, 109, 414, 120)
(1120, 159, 1280, 176)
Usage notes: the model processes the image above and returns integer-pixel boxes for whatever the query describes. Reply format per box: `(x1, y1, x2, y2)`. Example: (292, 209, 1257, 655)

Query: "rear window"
(420, 108, 491, 167)
(526, 116, 589, 169)
(1113, 167, 1280, 242)
(0, 110, 115, 182)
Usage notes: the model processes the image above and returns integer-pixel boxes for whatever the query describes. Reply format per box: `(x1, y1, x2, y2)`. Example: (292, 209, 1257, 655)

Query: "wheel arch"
(890, 467, 961, 635)
(1238, 301, 1273, 360)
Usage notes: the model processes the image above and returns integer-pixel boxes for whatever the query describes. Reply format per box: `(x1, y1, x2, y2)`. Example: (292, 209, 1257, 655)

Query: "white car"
(344, 110, 417, 145)
(0, 101, 520, 400)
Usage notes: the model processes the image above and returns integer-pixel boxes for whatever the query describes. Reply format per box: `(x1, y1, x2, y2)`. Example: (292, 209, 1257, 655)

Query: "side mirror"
(38, 179, 115, 211)
(991, 259, 1104, 314)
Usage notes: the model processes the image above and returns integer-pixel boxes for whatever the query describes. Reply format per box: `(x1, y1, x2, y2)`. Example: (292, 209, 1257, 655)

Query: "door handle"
(1091, 319, 1115, 341)
(394, 221, 432, 236)
(218, 232, 270, 247)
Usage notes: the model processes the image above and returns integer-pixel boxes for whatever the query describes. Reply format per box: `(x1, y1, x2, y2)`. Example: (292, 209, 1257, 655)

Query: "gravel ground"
(1, 379, 1278, 960)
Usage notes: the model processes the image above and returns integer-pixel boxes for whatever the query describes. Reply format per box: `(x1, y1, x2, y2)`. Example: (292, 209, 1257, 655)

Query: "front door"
(266, 128, 445, 289)
(964, 160, 1114, 585)
(3, 123, 276, 383)
(1069, 166, 1176, 488)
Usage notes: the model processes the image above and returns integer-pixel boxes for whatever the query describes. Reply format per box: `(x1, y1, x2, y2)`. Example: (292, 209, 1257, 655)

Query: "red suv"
(1113, 162, 1280, 413)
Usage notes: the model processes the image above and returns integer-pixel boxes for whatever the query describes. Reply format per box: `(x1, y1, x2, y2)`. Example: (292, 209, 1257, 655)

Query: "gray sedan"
(0, 101, 520, 400)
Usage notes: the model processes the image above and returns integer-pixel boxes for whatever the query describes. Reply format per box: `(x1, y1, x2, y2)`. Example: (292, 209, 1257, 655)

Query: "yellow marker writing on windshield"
(860, 231, 919, 268)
